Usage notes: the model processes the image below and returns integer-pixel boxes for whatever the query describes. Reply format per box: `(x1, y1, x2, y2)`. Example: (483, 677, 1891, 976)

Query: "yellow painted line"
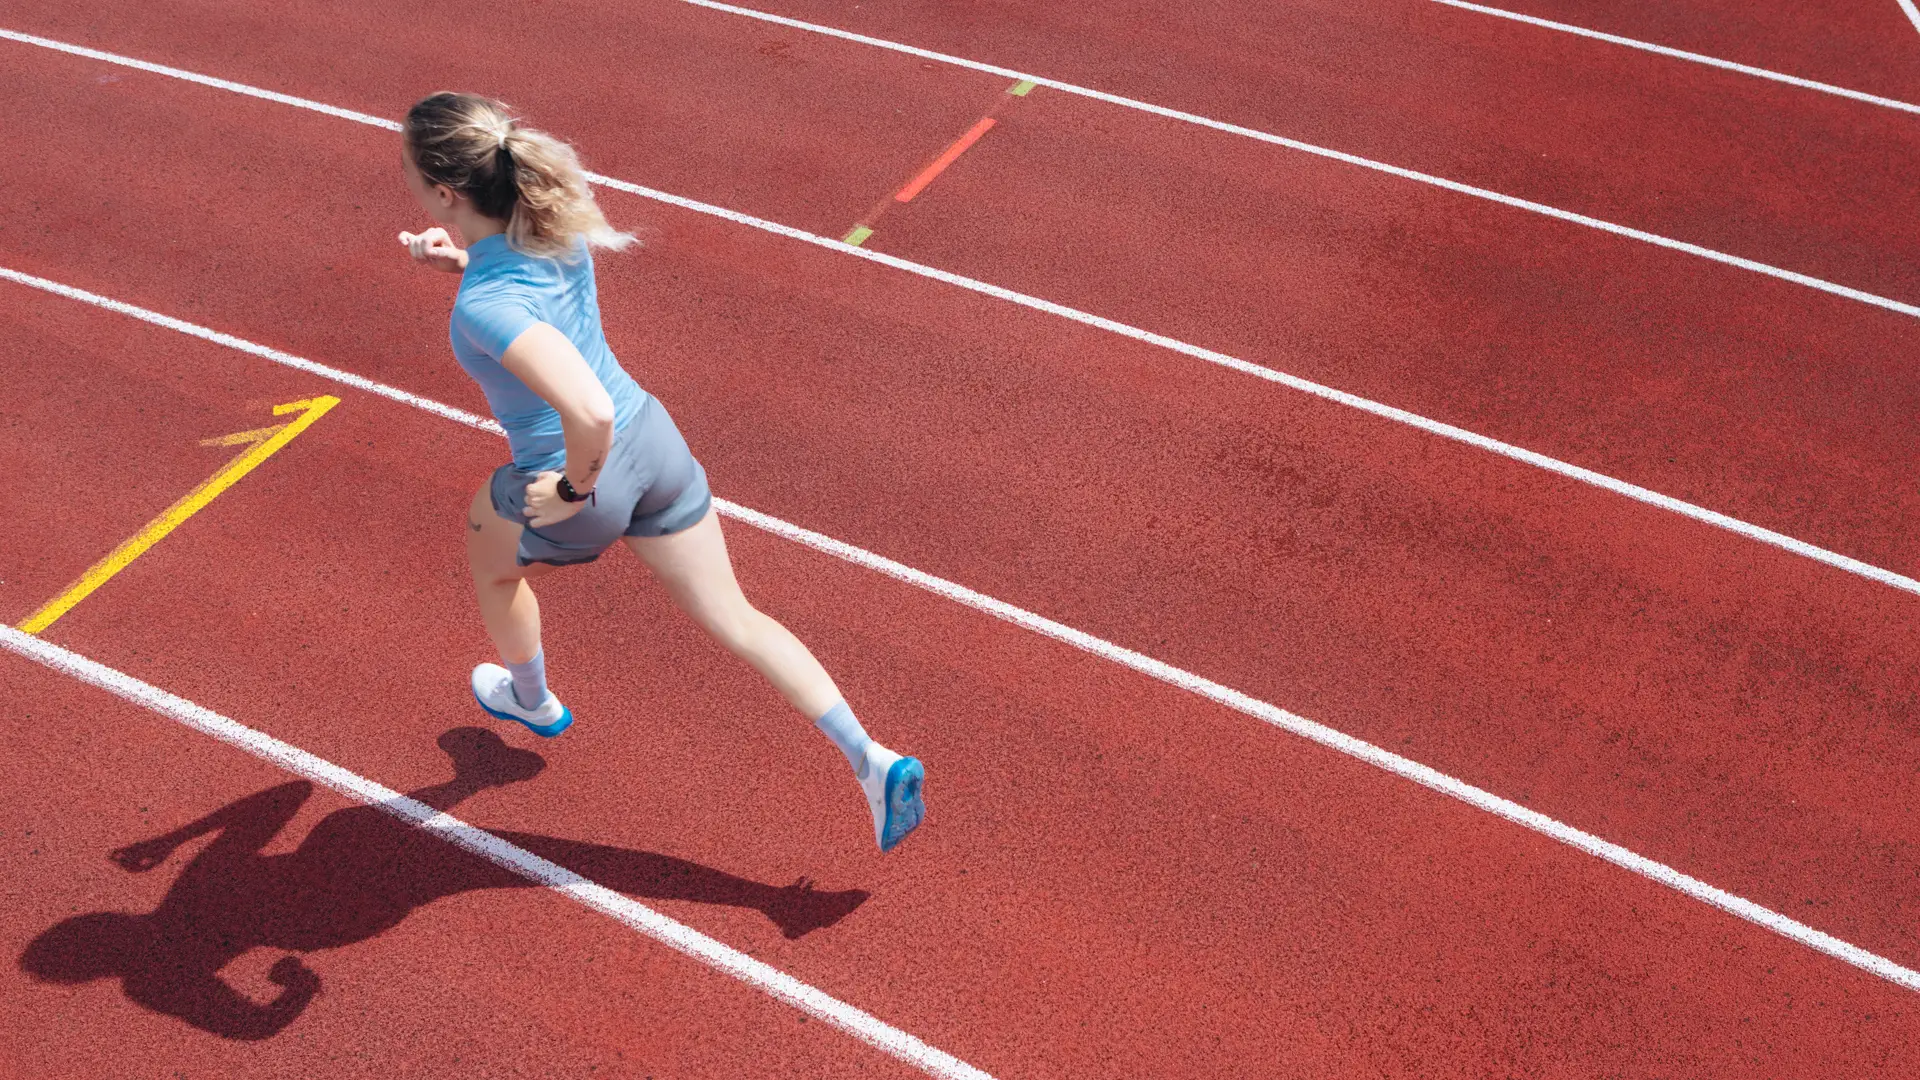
(19, 396, 339, 634)
(1008, 79, 1037, 97)
(201, 423, 292, 447)
(843, 225, 874, 246)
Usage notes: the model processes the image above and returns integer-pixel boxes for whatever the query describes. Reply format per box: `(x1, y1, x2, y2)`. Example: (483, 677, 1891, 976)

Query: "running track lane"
(837, 81, 1920, 578)
(0, 0, 994, 251)
(5, 47, 1919, 973)
(4, 288, 1915, 1076)
(646, 0, 1920, 302)
(5, 16, 1919, 584)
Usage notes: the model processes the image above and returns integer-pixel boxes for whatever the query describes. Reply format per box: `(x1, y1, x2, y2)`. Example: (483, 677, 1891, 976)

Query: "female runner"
(396, 92, 924, 851)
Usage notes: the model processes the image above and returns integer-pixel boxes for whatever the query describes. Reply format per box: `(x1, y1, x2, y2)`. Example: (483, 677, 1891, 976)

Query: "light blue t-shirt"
(450, 234, 646, 472)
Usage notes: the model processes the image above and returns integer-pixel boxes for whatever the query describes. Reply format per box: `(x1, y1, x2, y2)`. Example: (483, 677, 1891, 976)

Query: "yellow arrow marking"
(19, 396, 339, 634)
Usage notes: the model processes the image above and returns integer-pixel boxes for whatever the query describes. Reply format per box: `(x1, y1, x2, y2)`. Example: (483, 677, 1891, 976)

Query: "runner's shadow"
(19, 727, 866, 1041)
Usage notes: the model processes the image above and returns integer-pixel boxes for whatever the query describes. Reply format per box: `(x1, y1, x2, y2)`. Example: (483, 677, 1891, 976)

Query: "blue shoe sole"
(473, 687, 574, 738)
(879, 756, 926, 852)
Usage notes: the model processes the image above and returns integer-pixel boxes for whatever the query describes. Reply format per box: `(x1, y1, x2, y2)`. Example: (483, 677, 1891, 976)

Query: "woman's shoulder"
(458, 255, 553, 306)
(454, 238, 592, 322)
(454, 274, 536, 321)
(452, 265, 552, 351)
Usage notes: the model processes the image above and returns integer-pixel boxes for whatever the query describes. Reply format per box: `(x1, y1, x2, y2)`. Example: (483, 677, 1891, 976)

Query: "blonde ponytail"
(404, 92, 634, 259)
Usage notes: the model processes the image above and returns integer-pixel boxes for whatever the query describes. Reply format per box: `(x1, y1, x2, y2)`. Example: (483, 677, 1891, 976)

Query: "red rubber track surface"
(4, 285, 1914, 1077)
(7, 0, 1919, 571)
(3, 1, 1918, 1076)
(4, 0, 1920, 971)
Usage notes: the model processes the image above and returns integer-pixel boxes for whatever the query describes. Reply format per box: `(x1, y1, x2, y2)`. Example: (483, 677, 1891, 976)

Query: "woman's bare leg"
(621, 509, 841, 719)
(626, 507, 925, 850)
(464, 481, 575, 730)
(466, 483, 558, 664)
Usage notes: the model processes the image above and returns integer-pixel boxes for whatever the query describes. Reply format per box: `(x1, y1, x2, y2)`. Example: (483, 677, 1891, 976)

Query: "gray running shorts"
(489, 397, 712, 566)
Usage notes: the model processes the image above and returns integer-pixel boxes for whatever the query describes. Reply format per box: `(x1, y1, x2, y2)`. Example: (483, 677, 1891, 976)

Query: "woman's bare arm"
(500, 323, 617, 522)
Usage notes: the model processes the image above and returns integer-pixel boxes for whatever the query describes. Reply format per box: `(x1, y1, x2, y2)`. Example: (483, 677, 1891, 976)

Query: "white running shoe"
(470, 663, 574, 738)
(857, 744, 926, 852)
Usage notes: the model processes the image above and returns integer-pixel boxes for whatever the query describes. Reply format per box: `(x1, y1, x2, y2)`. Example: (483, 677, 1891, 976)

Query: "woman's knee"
(695, 597, 767, 653)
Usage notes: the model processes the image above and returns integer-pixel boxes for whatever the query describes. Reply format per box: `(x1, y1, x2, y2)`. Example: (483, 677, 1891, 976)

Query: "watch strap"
(556, 475, 594, 503)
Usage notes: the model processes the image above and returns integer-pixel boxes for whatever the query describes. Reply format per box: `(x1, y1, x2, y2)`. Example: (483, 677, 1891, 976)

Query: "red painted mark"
(895, 116, 998, 203)
(843, 82, 1029, 245)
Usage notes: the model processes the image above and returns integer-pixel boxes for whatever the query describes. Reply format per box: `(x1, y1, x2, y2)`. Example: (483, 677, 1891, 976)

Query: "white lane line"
(1901, 0, 1920, 39)
(0, 627, 993, 1080)
(0, 28, 403, 130)
(0, 268, 497, 434)
(661, 1, 1920, 317)
(6, 268, 1916, 995)
(1431, 0, 1920, 114)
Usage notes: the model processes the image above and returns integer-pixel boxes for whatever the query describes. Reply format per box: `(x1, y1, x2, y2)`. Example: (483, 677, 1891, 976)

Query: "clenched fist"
(398, 227, 468, 273)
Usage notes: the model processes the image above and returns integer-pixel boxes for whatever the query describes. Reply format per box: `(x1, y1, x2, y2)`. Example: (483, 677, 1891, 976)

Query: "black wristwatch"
(556, 475, 594, 503)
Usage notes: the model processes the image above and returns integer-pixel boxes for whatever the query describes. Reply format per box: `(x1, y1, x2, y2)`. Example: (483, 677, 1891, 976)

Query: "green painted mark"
(843, 225, 874, 247)
(1009, 79, 1037, 97)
